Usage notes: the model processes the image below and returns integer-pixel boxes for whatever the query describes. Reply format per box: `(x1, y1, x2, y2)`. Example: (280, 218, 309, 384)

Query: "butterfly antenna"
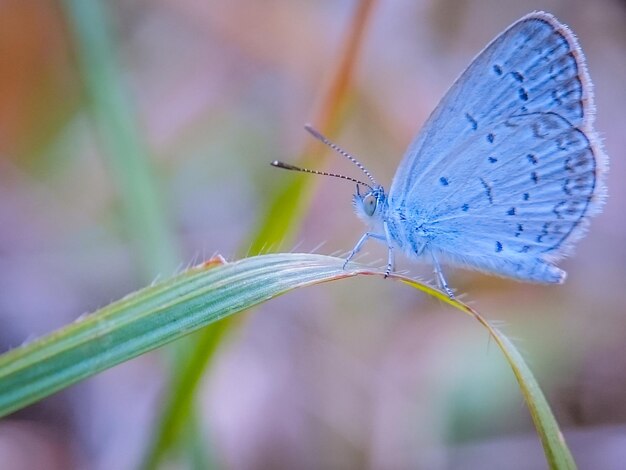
(304, 124, 378, 186)
(271, 161, 373, 191)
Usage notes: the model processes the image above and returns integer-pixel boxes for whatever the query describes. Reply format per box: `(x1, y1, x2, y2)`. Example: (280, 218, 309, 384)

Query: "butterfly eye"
(363, 194, 377, 216)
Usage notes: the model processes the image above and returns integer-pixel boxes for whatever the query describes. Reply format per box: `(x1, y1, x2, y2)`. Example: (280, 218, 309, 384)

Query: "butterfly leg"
(383, 221, 395, 278)
(431, 251, 455, 299)
(343, 232, 385, 269)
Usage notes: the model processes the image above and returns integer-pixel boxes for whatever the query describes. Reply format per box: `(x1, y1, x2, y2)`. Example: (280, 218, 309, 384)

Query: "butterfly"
(272, 11, 607, 298)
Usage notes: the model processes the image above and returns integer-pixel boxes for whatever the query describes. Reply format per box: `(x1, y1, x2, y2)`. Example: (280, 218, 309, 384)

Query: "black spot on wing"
(562, 179, 572, 195)
(510, 71, 524, 82)
(479, 178, 493, 204)
(537, 223, 550, 243)
(518, 88, 529, 101)
(531, 171, 539, 184)
(465, 113, 478, 130)
(553, 201, 566, 219)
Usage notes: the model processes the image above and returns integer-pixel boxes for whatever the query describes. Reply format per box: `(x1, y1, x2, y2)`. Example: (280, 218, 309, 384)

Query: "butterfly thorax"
(387, 204, 430, 257)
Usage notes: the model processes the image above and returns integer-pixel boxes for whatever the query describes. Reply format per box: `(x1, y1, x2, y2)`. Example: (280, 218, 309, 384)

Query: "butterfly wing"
(387, 11, 607, 282)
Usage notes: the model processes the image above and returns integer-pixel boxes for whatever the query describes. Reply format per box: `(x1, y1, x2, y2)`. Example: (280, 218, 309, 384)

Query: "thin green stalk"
(63, 0, 179, 278)
(63, 1, 193, 463)
(398, 276, 576, 469)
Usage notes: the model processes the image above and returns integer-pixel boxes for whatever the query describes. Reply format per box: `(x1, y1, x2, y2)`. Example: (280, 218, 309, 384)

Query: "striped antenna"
(271, 161, 373, 191)
(304, 124, 378, 186)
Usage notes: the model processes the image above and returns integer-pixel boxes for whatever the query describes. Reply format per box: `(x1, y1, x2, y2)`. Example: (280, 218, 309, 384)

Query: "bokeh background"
(1, 0, 625, 468)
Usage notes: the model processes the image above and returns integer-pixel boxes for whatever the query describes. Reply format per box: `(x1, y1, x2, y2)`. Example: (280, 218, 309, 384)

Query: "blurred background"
(1, 0, 625, 468)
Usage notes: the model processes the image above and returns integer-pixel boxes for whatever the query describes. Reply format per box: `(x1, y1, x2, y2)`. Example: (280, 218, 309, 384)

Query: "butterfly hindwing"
(386, 12, 606, 282)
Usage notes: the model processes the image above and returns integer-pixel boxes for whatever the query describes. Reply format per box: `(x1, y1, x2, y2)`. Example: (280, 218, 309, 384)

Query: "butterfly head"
(353, 184, 386, 228)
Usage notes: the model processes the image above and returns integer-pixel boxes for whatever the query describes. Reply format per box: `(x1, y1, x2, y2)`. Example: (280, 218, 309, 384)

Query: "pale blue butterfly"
(273, 11, 607, 298)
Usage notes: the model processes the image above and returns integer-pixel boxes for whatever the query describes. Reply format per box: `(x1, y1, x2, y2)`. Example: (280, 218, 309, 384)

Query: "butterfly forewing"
(387, 12, 606, 282)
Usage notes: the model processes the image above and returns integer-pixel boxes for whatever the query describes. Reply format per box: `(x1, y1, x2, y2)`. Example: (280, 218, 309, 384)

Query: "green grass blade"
(0, 254, 574, 468)
(0, 254, 352, 418)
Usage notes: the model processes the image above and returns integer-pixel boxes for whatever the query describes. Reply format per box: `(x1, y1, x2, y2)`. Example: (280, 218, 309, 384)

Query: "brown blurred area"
(1, 0, 625, 469)
(0, 1, 79, 163)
